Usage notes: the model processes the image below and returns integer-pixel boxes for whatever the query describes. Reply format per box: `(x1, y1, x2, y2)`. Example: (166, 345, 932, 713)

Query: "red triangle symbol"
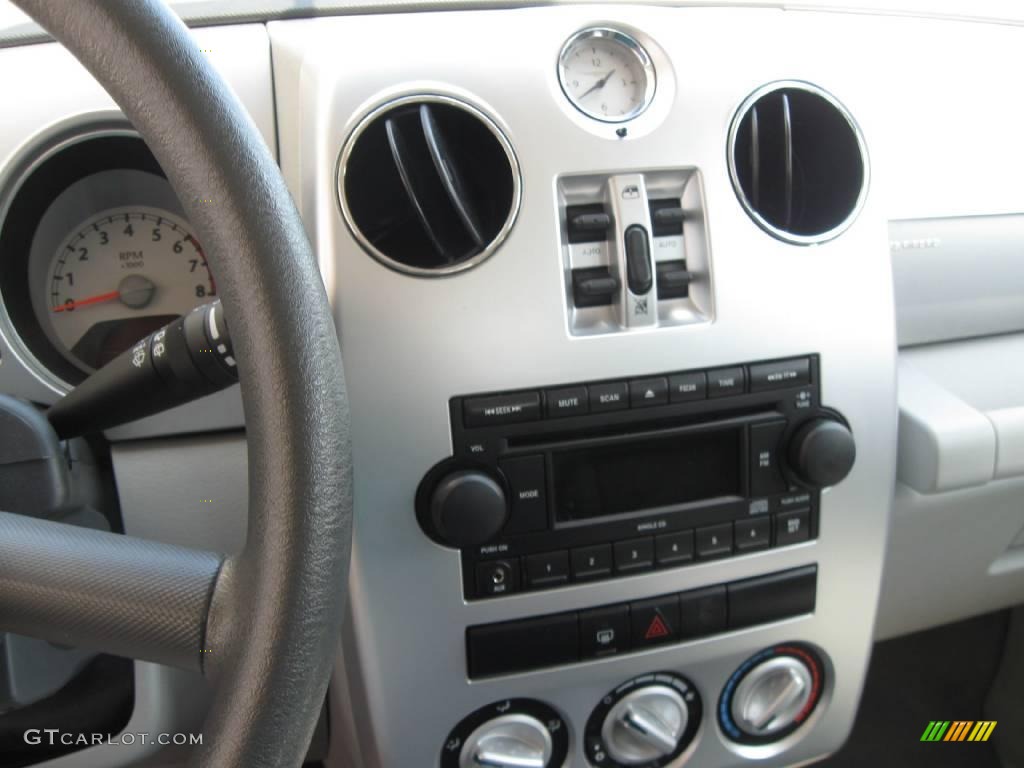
(644, 614, 670, 640)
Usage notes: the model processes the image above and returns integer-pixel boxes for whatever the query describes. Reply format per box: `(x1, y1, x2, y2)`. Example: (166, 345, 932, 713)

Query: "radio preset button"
(525, 550, 570, 587)
(545, 385, 588, 418)
(499, 455, 547, 535)
(735, 518, 771, 552)
(589, 381, 629, 412)
(463, 391, 541, 427)
(678, 585, 727, 639)
(580, 604, 631, 658)
(669, 372, 707, 403)
(476, 559, 519, 597)
(707, 367, 746, 398)
(775, 508, 811, 546)
(749, 358, 811, 392)
(629, 377, 668, 408)
(656, 530, 695, 566)
(696, 523, 733, 559)
(571, 544, 613, 580)
(631, 595, 681, 648)
(749, 420, 789, 497)
(614, 537, 655, 573)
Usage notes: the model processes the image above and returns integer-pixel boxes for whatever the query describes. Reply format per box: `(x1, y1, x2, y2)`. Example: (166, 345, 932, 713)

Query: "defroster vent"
(729, 81, 868, 244)
(339, 95, 521, 275)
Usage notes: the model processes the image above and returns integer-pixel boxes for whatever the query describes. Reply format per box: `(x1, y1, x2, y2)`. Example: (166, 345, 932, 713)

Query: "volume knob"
(788, 418, 856, 489)
(431, 470, 508, 548)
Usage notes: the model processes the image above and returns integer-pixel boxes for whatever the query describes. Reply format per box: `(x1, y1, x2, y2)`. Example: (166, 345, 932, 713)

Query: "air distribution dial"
(719, 643, 825, 745)
(429, 469, 509, 548)
(788, 418, 856, 489)
(441, 699, 569, 768)
(585, 672, 702, 767)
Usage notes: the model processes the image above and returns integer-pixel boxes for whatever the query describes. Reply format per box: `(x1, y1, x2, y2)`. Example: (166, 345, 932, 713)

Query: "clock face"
(559, 28, 656, 123)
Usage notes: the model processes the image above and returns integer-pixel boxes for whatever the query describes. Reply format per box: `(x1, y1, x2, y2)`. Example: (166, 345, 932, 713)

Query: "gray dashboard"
(0, 3, 1022, 768)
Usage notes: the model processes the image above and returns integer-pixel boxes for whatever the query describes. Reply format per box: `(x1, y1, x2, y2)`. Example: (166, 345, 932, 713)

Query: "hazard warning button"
(630, 596, 681, 648)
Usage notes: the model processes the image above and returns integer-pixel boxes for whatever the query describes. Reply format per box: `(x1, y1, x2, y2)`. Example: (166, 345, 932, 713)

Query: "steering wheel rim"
(3, 1, 352, 766)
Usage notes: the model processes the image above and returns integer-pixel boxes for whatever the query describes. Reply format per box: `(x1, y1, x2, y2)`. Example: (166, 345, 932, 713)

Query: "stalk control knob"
(430, 470, 508, 548)
(789, 418, 856, 489)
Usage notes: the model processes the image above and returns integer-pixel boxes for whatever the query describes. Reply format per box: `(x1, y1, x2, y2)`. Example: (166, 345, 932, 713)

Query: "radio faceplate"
(416, 356, 844, 600)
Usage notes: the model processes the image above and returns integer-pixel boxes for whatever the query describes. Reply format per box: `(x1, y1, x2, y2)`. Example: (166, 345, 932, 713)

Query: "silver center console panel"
(270, 6, 897, 766)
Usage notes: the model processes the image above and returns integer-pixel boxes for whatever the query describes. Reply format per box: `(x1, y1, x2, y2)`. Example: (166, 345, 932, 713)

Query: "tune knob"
(788, 418, 856, 489)
(719, 644, 825, 745)
(430, 469, 508, 548)
(586, 673, 701, 768)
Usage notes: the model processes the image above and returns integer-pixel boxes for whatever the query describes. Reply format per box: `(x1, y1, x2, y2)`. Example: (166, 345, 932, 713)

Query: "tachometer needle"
(52, 290, 121, 312)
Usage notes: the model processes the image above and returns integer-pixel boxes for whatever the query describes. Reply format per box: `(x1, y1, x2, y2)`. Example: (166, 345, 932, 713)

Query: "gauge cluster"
(0, 133, 213, 387)
(43, 206, 211, 372)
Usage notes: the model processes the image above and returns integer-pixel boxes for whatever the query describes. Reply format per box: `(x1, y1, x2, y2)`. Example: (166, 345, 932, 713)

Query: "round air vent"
(728, 81, 868, 244)
(338, 95, 521, 275)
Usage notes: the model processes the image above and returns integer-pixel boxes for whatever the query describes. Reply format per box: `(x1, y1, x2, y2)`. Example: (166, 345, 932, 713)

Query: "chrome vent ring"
(728, 81, 868, 245)
(338, 95, 521, 276)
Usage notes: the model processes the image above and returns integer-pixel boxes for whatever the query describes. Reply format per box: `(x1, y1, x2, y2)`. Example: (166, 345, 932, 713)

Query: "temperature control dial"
(441, 699, 569, 768)
(719, 643, 826, 744)
(586, 673, 701, 767)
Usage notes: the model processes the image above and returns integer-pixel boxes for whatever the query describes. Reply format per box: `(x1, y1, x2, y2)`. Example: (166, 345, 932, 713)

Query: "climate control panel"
(441, 643, 828, 767)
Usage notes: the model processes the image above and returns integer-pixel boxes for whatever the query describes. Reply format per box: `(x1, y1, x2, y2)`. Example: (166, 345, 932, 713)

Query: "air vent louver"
(340, 96, 520, 275)
(729, 82, 867, 244)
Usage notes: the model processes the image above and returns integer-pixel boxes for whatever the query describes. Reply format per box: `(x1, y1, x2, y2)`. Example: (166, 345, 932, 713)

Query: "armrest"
(898, 335, 1024, 493)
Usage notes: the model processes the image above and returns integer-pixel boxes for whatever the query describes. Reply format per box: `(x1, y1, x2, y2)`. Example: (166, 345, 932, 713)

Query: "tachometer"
(46, 205, 214, 371)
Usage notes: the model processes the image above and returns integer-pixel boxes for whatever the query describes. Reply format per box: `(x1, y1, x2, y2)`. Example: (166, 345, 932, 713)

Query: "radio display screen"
(552, 428, 742, 523)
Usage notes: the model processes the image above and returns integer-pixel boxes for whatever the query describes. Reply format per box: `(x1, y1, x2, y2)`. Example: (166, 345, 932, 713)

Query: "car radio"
(416, 355, 855, 600)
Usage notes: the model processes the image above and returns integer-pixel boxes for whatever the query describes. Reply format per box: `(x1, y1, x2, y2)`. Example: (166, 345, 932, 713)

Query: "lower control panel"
(441, 641, 828, 767)
(467, 565, 816, 678)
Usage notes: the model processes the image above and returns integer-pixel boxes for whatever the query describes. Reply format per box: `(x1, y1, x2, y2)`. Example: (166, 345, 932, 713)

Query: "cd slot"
(505, 406, 776, 450)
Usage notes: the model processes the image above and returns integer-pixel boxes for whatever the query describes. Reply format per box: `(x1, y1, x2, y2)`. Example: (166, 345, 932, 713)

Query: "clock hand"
(577, 68, 617, 100)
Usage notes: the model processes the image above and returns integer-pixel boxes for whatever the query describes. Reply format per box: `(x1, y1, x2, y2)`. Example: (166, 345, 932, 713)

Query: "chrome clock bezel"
(557, 27, 657, 124)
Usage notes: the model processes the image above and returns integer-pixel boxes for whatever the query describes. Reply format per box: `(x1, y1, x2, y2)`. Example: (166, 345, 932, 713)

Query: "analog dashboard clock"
(558, 27, 656, 123)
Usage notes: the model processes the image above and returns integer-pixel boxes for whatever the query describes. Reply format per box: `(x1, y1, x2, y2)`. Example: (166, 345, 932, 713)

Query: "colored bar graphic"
(921, 721, 950, 742)
(968, 722, 998, 742)
(944, 721, 972, 741)
(921, 720, 996, 742)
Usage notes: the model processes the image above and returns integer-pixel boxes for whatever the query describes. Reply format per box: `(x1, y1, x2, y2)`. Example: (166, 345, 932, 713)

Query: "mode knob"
(430, 469, 508, 548)
(719, 644, 825, 745)
(585, 673, 702, 768)
(441, 699, 569, 768)
(788, 418, 856, 489)
(460, 714, 551, 768)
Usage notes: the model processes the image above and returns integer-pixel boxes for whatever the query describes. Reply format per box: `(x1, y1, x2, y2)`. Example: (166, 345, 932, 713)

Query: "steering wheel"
(0, 1, 351, 767)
